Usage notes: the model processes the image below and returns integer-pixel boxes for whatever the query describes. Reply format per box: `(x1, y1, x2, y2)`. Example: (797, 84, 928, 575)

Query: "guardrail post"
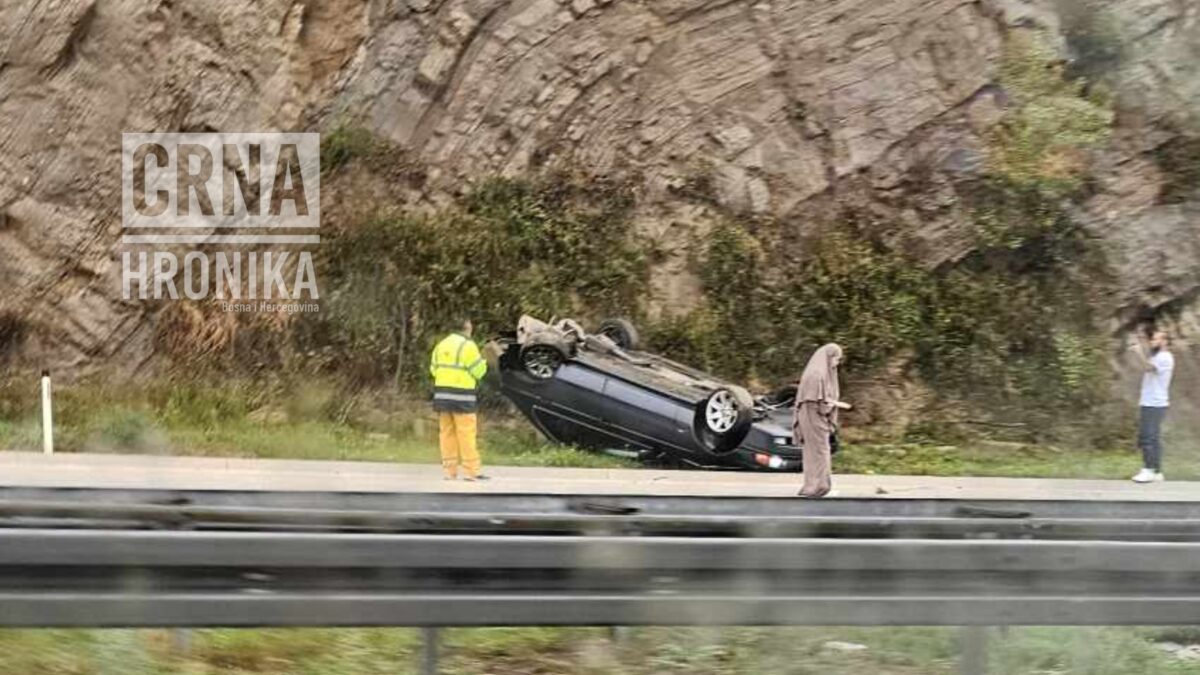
(609, 626, 631, 646)
(421, 627, 440, 675)
(170, 628, 193, 656)
(959, 626, 989, 675)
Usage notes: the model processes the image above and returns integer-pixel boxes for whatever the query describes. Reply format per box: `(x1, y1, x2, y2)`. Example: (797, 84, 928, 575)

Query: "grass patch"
(0, 407, 635, 469)
(162, 419, 632, 469)
(835, 441, 1190, 480)
(0, 626, 1194, 674)
(0, 375, 634, 469)
(987, 627, 1197, 675)
(0, 375, 1175, 478)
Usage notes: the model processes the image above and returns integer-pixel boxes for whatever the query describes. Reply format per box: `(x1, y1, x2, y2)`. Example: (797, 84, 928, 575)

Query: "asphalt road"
(0, 452, 1194, 501)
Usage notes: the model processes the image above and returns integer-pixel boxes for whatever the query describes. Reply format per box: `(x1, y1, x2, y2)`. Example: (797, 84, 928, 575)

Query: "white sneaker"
(1132, 469, 1164, 483)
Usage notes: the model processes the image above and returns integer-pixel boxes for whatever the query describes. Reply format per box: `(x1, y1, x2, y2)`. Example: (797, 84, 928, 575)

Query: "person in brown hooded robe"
(794, 343, 850, 498)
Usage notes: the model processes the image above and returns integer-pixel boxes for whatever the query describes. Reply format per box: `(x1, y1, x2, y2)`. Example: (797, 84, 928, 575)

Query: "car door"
(526, 361, 653, 451)
(598, 375, 698, 454)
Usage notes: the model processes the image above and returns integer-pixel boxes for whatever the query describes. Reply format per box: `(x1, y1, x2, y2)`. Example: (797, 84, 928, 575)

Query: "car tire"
(598, 318, 640, 350)
(520, 343, 565, 380)
(693, 385, 754, 454)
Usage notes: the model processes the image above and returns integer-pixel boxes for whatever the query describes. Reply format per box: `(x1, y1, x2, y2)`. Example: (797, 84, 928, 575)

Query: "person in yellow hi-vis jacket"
(430, 319, 489, 480)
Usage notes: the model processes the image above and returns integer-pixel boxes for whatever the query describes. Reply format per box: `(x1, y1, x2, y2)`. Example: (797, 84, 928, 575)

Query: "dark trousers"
(1137, 406, 1167, 471)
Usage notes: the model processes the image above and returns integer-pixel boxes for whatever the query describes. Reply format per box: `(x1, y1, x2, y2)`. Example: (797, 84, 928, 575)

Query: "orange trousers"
(438, 412, 481, 478)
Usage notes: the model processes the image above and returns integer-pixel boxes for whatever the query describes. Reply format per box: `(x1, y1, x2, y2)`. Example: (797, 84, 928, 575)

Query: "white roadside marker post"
(40, 370, 53, 455)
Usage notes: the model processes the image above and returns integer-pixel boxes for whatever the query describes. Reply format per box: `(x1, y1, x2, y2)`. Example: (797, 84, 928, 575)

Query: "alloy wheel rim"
(705, 390, 738, 433)
(524, 349, 558, 379)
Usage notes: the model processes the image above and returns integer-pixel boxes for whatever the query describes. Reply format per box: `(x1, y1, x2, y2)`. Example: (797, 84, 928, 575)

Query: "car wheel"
(520, 343, 564, 380)
(598, 318, 640, 350)
(693, 386, 753, 454)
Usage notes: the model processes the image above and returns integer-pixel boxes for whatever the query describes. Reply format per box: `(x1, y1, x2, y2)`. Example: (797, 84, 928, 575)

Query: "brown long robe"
(794, 344, 843, 498)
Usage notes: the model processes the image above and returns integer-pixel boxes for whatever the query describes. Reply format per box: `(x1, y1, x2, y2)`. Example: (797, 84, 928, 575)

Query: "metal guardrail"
(0, 488, 1198, 627)
(3, 488, 1200, 533)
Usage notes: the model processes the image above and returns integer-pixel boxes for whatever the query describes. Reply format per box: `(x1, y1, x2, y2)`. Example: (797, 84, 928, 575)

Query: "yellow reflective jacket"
(430, 333, 487, 412)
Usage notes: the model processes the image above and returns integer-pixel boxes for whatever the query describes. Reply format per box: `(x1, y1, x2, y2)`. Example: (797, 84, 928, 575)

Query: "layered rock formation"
(0, 0, 366, 369)
(0, 0, 1196, 414)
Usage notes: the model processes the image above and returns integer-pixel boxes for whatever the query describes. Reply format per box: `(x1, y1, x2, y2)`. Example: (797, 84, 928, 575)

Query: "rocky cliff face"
(353, 0, 1008, 270)
(0, 0, 367, 370)
(356, 0, 999, 213)
(1, 0, 1197, 419)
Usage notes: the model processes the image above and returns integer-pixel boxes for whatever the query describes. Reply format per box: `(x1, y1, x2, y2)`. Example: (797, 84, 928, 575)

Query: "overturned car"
(489, 315, 815, 471)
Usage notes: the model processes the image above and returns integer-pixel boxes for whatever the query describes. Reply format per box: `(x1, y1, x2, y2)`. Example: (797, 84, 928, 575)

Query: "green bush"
(304, 173, 649, 389)
(646, 223, 932, 383)
(653, 186, 1110, 438)
(320, 123, 376, 174)
(156, 378, 259, 428)
(988, 32, 1112, 191)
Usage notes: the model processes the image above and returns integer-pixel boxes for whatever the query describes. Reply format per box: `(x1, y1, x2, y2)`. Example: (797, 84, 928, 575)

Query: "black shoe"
(463, 474, 491, 482)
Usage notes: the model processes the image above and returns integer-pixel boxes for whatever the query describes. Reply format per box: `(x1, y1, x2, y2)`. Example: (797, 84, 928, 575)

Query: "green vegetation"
(647, 225, 931, 380)
(988, 32, 1113, 190)
(649, 211, 1117, 443)
(0, 374, 1157, 479)
(646, 31, 1122, 444)
(320, 123, 377, 174)
(836, 440, 1200, 480)
(0, 626, 1195, 674)
(306, 171, 648, 390)
(0, 376, 632, 469)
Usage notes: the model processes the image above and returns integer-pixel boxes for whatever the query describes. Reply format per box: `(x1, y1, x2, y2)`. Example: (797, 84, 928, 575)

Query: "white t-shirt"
(1140, 351, 1174, 407)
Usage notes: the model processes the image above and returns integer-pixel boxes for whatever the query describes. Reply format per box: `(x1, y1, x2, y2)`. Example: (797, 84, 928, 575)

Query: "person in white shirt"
(1128, 330, 1174, 483)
